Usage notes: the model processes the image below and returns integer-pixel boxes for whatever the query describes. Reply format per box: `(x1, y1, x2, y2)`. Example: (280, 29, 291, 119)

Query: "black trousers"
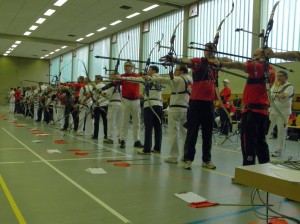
(184, 100, 214, 162)
(44, 106, 53, 124)
(63, 104, 79, 131)
(143, 106, 162, 152)
(37, 106, 44, 121)
(219, 107, 230, 135)
(93, 106, 108, 139)
(240, 111, 270, 166)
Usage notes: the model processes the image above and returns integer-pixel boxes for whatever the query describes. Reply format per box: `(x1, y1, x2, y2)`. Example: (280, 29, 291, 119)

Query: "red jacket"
(219, 86, 231, 108)
(120, 73, 140, 99)
(61, 82, 85, 98)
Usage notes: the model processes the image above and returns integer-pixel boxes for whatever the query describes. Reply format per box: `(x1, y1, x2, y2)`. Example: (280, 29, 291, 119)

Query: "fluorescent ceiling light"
(143, 4, 159, 11)
(61, 46, 67, 49)
(110, 20, 122, 26)
(126, 12, 140, 19)
(45, 54, 49, 57)
(24, 31, 31, 36)
(4, 54, 8, 56)
(9, 48, 13, 51)
(97, 27, 107, 32)
(55, 49, 61, 52)
(40, 57, 45, 59)
(76, 38, 84, 42)
(36, 18, 46, 24)
(54, 0, 68, 6)
(44, 9, 56, 16)
(15, 41, 22, 44)
(49, 52, 54, 55)
(11, 44, 17, 48)
(29, 25, 38, 30)
(6, 51, 11, 53)
(86, 33, 94, 37)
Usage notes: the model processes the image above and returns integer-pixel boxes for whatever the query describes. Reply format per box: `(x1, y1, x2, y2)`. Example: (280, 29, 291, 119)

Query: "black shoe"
(60, 128, 68, 131)
(137, 149, 151, 155)
(120, 140, 126, 148)
(151, 149, 161, 154)
(91, 136, 98, 140)
(134, 141, 144, 148)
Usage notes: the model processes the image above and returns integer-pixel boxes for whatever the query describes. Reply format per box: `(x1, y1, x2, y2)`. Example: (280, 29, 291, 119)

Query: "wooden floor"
(0, 106, 300, 224)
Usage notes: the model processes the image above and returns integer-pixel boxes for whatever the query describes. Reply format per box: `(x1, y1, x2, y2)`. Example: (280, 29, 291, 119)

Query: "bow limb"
(168, 19, 184, 80)
(213, 2, 234, 125)
(213, 2, 234, 46)
(263, 0, 286, 128)
(114, 35, 130, 75)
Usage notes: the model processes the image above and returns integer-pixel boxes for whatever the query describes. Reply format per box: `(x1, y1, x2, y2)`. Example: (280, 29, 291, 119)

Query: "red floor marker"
(54, 139, 67, 144)
(268, 219, 288, 224)
(188, 201, 219, 208)
(114, 163, 131, 167)
(75, 152, 89, 156)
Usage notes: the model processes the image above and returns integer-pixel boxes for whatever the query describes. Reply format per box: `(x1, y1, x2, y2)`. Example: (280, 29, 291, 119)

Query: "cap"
(223, 79, 229, 83)
(124, 61, 133, 67)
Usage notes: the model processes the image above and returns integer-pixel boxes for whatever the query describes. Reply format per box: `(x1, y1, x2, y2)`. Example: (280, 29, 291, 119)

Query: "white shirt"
(143, 73, 163, 108)
(153, 74, 192, 112)
(94, 83, 109, 107)
(270, 81, 294, 115)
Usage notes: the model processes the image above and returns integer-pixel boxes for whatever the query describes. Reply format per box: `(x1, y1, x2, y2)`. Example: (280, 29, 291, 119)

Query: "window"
(260, 0, 300, 63)
(142, 10, 184, 74)
(110, 25, 140, 74)
(72, 46, 89, 81)
(89, 37, 110, 78)
(187, 0, 254, 62)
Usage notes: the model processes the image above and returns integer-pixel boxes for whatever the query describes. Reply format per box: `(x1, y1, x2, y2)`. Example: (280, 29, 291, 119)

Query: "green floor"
(0, 107, 300, 224)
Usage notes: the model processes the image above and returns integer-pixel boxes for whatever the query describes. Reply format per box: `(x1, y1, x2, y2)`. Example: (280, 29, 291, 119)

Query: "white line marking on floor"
(0, 148, 27, 150)
(0, 161, 25, 165)
(32, 156, 130, 163)
(3, 128, 131, 224)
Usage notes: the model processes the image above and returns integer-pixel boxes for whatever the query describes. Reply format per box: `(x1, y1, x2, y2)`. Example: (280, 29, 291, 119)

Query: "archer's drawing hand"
(159, 54, 174, 63)
(264, 48, 274, 58)
(112, 75, 121, 79)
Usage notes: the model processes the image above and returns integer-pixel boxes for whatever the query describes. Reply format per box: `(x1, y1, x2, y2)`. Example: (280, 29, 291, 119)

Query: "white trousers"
(78, 106, 93, 134)
(120, 99, 141, 142)
(56, 106, 65, 128)
(168, 110, 187, 159)
(9, 102, 15, 113)
(107, 104, 122, 140)
(267, 113, 290, 153)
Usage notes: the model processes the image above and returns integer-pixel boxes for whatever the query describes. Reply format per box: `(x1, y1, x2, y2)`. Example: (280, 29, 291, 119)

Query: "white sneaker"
(77, 132, 84, 136)
(271, 151, 281, 157)
(202, 161, 216, 169)
(164, 157, 178, 164)
(183, 161, 192, 170)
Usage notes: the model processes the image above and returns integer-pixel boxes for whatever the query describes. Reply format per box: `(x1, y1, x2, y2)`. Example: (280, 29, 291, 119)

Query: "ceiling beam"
(135, 0, 184, 8)
(0, 33, 83, 47)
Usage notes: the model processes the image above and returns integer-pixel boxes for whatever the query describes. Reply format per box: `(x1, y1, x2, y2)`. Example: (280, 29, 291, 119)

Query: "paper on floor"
(85, 168, 107, 174)
(47, 149, 61, 154)
(175, 192, 207, 203)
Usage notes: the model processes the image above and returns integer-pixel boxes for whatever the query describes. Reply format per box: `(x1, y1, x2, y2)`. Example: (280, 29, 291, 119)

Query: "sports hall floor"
(0, 106, 299, 224)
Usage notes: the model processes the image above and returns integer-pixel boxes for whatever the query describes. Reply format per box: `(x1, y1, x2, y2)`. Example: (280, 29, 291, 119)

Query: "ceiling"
(0, 0, 196, 60)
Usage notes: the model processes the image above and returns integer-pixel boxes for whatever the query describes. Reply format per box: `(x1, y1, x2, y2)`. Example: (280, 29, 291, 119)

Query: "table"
(234, 163, 300, 202)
